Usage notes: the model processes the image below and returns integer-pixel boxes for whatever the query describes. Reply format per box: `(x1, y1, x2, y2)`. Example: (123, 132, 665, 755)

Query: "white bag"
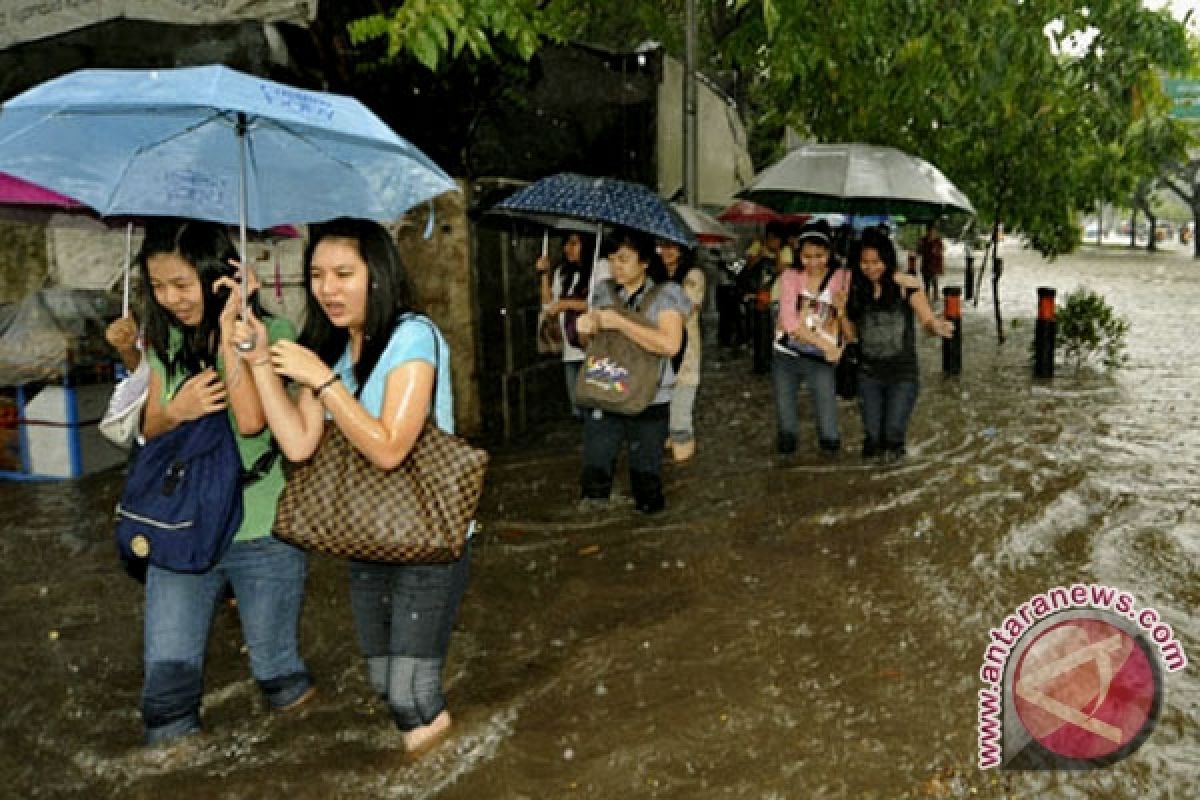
(99, 359, 149, 449)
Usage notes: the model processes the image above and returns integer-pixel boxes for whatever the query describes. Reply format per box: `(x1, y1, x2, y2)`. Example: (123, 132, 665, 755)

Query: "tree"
(320, 1, 1193, 262)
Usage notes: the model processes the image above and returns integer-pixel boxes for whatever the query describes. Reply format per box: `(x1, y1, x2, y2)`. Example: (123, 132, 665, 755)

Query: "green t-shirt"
(146, 316, 296, 543)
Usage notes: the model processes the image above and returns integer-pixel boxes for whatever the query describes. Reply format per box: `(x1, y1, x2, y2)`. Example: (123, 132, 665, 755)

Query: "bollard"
(1033, 287, 1056, 378)
(964, 250, 975, 302)
(942, 286, 962, 375)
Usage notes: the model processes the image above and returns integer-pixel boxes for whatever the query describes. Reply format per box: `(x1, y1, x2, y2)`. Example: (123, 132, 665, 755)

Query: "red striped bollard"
(1033, 287, 1056, 379)
(942, 287, 962, 375)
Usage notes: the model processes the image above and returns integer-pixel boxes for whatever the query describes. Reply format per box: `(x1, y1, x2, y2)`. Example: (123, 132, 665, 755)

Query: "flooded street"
(1, 240, 1196, 799)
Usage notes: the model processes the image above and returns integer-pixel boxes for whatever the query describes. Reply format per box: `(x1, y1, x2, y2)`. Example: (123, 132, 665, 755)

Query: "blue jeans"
(142, 536, 312, 744)
(857, 374, 918, 456)
(772, 351, 840, 451)
(564, 360, 583, 419)
(580, 403, 670, 512)
(349, 540, 471, 731)
(669, 383, 697, 444)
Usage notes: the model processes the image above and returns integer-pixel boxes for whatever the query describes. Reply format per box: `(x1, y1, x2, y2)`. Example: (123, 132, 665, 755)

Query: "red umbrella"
(717, 199, 811, 227)
(717, 199, 780, 225)
(0, 171, 84, 207)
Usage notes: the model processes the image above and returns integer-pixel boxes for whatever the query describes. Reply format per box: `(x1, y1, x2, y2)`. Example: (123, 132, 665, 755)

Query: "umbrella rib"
(92, 111, 228, 215)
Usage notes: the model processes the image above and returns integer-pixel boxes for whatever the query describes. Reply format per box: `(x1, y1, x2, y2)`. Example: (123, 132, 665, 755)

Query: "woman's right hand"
(106, 315, 138, 351)
(167, 368, 227, 421)
(536, 254, 551, 274)
(823, 340, 844, 364)
(234, 309, 271, 366)
(574, 311, 596, 336)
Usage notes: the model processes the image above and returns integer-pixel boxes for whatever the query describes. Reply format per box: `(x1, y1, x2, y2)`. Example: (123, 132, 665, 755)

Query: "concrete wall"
(394, 184, 482, 437)
(0, 220, 49, 304)
(656, 54, 756, 209)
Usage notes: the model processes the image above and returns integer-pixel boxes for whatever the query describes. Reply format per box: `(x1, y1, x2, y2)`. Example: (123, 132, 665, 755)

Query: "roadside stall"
(0, 288, 127, 479)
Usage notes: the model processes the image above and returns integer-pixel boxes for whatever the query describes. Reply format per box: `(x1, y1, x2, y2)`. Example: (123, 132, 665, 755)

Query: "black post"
(964, 247, 975, 303)
(1033, 287, 1057, 379)
(992, 256, 1005, 344)
(943, 287, 962, 375)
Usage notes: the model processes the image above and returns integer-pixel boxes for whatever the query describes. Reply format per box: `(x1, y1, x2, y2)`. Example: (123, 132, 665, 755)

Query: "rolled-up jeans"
(349, 539, 471, 731)
(142, 535, 312, 744)
(669, 383, 698, 444)
(771, 350, 840, 450)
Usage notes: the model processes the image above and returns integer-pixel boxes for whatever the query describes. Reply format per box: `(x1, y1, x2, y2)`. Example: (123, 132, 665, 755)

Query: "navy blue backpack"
(114, 411, 245, 574)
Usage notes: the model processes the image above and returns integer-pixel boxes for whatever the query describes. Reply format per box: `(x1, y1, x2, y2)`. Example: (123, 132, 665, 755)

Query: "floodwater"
(1, 240, 1196, 799)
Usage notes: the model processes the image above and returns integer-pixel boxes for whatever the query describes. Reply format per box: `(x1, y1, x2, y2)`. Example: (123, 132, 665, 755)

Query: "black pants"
(580, 403, 670, 513)
(751, 306, 774, 374)
(716, 284, 743, 347)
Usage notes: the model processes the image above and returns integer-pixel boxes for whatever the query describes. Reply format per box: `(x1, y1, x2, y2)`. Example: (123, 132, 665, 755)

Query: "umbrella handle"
(122, 221, 133, 318)
(235, 112, 256, 353)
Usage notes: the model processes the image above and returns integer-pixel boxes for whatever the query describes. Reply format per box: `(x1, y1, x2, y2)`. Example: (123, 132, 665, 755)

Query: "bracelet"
(313, 373, 340, 398)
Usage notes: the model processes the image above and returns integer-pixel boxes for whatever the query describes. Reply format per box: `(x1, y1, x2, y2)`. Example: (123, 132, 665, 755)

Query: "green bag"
(574, 282, 667, 416)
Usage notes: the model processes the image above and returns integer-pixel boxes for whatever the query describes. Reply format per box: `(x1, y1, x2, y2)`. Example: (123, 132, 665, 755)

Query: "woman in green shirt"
(136, 219, 314, 746)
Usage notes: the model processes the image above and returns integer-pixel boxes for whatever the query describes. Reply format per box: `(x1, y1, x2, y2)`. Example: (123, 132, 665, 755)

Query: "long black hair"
(851, 226, 903, 311)
(138, 218, 252, 378)
(649, 239, 696, 286)
(557, 231, 596, 299)
(299, 218, 419, 390)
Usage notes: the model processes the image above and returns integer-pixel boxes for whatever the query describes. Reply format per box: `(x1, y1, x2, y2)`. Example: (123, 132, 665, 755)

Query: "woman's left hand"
(931, 317, 955, 338)
(269, 339, 335, 391)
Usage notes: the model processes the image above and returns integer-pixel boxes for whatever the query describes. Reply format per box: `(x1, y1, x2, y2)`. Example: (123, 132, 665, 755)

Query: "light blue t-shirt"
(332, 315, 454, 433)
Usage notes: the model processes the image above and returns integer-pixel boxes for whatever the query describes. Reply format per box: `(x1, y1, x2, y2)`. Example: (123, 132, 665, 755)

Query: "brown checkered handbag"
(273, 316, 488, 563)
(275, 421, 487, 563)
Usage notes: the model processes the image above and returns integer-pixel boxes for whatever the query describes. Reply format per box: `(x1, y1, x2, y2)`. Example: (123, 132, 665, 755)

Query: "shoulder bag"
(114, 411, 245, 573)
(574, 281, 669, 416)
(274, 316, 488, 564)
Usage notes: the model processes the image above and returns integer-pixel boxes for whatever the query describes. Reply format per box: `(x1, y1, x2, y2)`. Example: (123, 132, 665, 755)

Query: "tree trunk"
(1129, 208, 1138, 249)
(1147, 209, 1157, 253)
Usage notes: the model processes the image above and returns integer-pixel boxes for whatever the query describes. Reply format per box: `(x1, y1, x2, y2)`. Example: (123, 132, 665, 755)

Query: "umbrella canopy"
(0, 66, 456, 231)
(489, 173, 696, 248)
(716, 199, 810, 227)
(0, 172, 84, 208)
(717, 199, 782, 225)
(738, 142, 974, 221)
(671, 203, 734, 244)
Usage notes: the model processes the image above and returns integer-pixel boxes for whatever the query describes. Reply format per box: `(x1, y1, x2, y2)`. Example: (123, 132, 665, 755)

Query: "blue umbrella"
(0, 65, 457, 327)
(489, 173, 696, 248)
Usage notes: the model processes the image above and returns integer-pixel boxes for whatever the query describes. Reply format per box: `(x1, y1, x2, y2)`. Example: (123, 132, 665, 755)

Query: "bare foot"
(276, 685, 317, 713)
(402, 710, 452, 759)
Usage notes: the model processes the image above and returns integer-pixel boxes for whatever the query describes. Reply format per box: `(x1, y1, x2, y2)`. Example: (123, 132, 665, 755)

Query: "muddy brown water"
(1, 240, 1196, 799)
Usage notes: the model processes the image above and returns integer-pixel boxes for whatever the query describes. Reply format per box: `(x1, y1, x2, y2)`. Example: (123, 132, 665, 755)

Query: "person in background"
(653, 239, 704, 463)
(848, 226, 954, 461)
(918, 223, 944, 302)
(771, 219, 852, 456)
(136, 219, 314, 747)
(238, 218, 469, 758)
(536, 231, 604, 418)
(739, 221, 791, 374)
(575, 228, 690, 513)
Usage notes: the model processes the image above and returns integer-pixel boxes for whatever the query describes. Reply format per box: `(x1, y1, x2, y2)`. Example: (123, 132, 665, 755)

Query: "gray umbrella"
(739, 142, 974, 222)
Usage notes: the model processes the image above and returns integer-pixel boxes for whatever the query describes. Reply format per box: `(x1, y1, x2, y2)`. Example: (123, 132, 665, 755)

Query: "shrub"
(1054, 287, 1129, 372)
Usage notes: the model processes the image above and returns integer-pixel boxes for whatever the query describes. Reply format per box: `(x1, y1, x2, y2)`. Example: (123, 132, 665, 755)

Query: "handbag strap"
(399, 313, 444, 426)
